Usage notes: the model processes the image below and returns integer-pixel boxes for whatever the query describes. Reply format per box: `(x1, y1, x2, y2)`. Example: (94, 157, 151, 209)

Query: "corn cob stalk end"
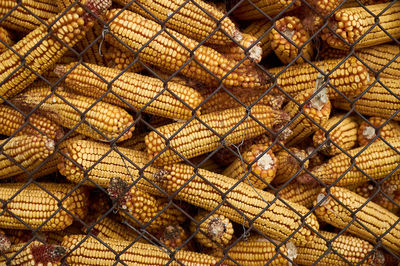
(30, 244, 67, 264)
(0, 231, 11, 253)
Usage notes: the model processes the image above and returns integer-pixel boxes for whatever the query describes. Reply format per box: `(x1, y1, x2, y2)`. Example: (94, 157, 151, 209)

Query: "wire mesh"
(0, 0, 399, 264)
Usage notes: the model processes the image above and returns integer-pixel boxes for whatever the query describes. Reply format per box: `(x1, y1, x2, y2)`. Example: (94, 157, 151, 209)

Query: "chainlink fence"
(0, 0, 399, 264)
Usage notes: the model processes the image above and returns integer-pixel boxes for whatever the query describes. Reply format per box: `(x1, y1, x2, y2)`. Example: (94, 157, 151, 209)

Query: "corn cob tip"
(248, 42, 263, 63)
(286, 241, 298, 261)
(278, 127, 292, 141)
(0, 232, 11, 253)
(45, 138, 56, 152)
(83, 0, 112, 22)
(296, 171, 318, 185)
(309, 86, 328, 111)
(207, 217, 227, 240)
(107, 177, 130, 208)
(272, 110, 291, 133)
(153, 169, 171, 192)
(54, 64, 67, 78)
(363, 126, 376, 141)
(31, 244, 67, 264)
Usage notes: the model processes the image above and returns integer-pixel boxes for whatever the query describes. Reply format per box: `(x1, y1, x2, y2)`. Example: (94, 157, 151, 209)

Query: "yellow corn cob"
(269, 181, 322, 208)
(55, 62, 203, 120)
(0, 135, 55, 180)
(284, 87, 332, 146)
(294, 230, 382, 265)
(0, 104, 63, 140)
(270, 16, 314, 64)
(0, 0, 58, 33)
(0, 182, 88, 230)
(145, 105, 290, 166)
(107, 177, 186, 232)
(223, 144, 277, 189)
(189, 210, 233, 249)
(105, 9, 266, 90)
(0, 26, 13, 53)
(113, 0, 240, 46)
(319, 46, 348, 60)
(198, 87, 285, 115)
(104, 44, 144, 73)
(272, 147, 309, 185)
(153, 164, 319, 245)
(315, 186, 400, 255)
(301, 138, 400, 186)
(11, 85, 134, 142)
(322, 2, 400, 49)
(233, 0, 301, 20)
(333, 78, 400, 121)
(62, 234, 218, 265)
(0, 241, 66, 265)
(358, 117, 400, 146)
(158, 224, 190, 250)
(0, 0, 111, 103)
(216, 33, 262, 65)
(313, 114, 359, 156)
(119, 132, 147, 151)
(211, 235, 295, 265)
(13, 155, 59, 182)
(243, 20, 273, 58)
(269, 57, 370, 99)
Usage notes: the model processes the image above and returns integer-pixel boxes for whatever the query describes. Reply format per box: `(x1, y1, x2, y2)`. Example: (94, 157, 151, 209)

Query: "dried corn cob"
(243, 20, 273, 58)
(0, 26, 12, 53)
(0, 0, 58, 33)
(300, 138, 400, 186)
(190, 155, 223, 174)
(223, 144, 277, 189)
(0, 241, 66, 265)
(270, 16, 313, 64)
(13, 155, 59, 182)
(0, 0, 111, 103)
(158, 225, 189, 250)
(272, 148, 309, 185)
(11, 85, 134, 142)
(315, 186, 400, 255)
(216, 33, 262, 65)
(322, 2, 400, 49)
(113, 0, 240, 46)
(269, 181, 322, 208)
(358, 117, 400, 146)
(269, 57, 369, 99)
(313, 114, 359, 156)
(0, 135, 54, 180)
(105, 9, 266, 90)
(0, 182, 88, 230)
(189, 210, 233, 249)
(104, 44, 144, 73)
(233, 0, 301, 20)
(211, 235, 295, 265)
(146, 106, 289, 166)
(154, 164, 319, 245)
(294, 230, 381, 265)
(62, 234, 218, 265)
(333, 78, 400, 121)
(341, 0, 390, 8)
(0, 104, 63, 140)
(284, 87, 332, 146)
(319, 46, 348, 60)
(55, 62, 203, 120)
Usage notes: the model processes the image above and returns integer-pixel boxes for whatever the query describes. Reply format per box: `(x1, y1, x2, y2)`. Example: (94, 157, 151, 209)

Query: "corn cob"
(4, 230, 34, 246)
(216, 33, 262, 65)
(269, 57, 369, 99)
(300, 138, 400, 186)
(0, 0, 58, 33)
(11, 85, 134, 142)
(62, 234, 218, 265)
(0, 0, 111, 103)
(294, 230, 381, 265)
(0, 104, 63, 140)
(322, 2, 400, 49)
(189, 155, 223, 174)
(0, 26, 12, 53)
(315, 186, 400, 255)
(153, 164, 319, 245)
(284, 87, 332, 146)
(358, 117, 400, 146)
(107, 177, 186, 232)
(341, 0, 390, 8)
(189, 210, 233, 249)
(13, 155, 59, 182)
(55, 62, 203, 120)
(145, 105, 290, 166)
(270, 16, 313, 64)
(333, 78, 400, 121)
(319, 46, 349, 60)
(313, 114, 359, 156)
(104, 44, 144, 73)
(243, 20, 273, 58)
(0, 241, 67, 265)
(223, 144, 277, 189)
(150, 70, 198, 88)
(272, 147, 309, 185)
(105, 9, 266, 90)
(198, 87, 285, 115)
(0, 182, 88, 230)
(158, 224, 190, 250)
(269, 181, 322, 208)
(0, 229, 11, 253)
(233, 0, 301, 20)
(0, 135, 55, 180)
(211, 235, 295, 265)
(113, 0, 240, 46)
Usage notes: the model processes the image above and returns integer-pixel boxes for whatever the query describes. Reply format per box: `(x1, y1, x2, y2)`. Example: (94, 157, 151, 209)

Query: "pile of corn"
(0, 0, 399, 264)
